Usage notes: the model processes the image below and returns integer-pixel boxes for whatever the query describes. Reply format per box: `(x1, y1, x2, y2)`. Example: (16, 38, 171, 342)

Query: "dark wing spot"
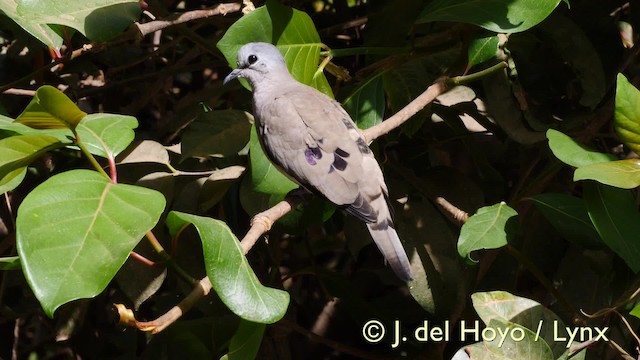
(341, 118, 356, 130)
(304, 149, 317, 165)
(332, 154, 347, 171)
(335, 148, 350, 158)
(329, 165, 335, 173)
(311, 147, 323, 159)
(356, 138, 371, 154)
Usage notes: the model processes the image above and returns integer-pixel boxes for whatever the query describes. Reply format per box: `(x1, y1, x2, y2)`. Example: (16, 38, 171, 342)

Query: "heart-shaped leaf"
(458, 202, 518, 262)
(166, 211, 289, 324)
(16, 170, 165, 316)
(76, 113, 138, 158)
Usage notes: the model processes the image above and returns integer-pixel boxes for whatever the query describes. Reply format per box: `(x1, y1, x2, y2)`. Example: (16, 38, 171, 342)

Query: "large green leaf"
(458, 202, 518, 262)
(249, 124, 297, 195)
(0, 0, 64, 49)
(217, 0, 332, 96)
(166, 211, 289, 324)
(583, 182, 640, 272)
(530, 193, 602, 249)
(614, 73, 640, 154)
(546, 129, 616, 168)
(16, 86, 87, 130)
(76, 113, 138, 158)
(15, 0, 140, 43)
(574, 159, 640, 189)
(416, 0, 562, 33)
(16, 170, 165, 317)
(340, 75, 385, 129)
(181, 110, 252, 160)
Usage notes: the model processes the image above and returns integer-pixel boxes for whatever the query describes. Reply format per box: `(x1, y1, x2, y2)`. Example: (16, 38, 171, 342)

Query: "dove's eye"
(248, 55, 258, 64)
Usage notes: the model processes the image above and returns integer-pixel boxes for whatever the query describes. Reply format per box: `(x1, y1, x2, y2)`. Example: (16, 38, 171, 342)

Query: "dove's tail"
(366, 200, 413, 281)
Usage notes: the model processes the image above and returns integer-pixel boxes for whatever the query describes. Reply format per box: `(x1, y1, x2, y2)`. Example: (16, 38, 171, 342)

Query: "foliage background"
(0, 0, 639, 359)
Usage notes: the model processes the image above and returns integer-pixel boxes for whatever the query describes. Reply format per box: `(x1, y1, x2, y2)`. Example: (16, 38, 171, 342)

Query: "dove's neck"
(251, 69, 298, 100)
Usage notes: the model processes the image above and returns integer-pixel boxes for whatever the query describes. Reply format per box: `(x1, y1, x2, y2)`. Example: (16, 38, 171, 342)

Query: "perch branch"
(362, 78, 449, 143)
(135, 3, 242, 37)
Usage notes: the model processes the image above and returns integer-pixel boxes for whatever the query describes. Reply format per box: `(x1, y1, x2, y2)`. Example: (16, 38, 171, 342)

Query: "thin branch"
(362, 78, 449, 143)
(135, 3, 242, 37)
(128, 277, 212, 334)
(240, 196, 303, 254)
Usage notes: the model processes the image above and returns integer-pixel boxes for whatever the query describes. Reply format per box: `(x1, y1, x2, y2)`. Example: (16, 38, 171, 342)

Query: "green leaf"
(546, 129, 616, 168)
(166, 211, 289, 324)
(467, 34, 500, 68)
(16, 170, 166, 317)
(458, 202, 518, 262)
(416, 0, 562, 33)
(249, 124, 297, 195)
(574, 159, 640, 189)
(471, 291, 572, 359)
(583, 182, 640, 272)
(340, 75, 385, 129)
(0, 256, 20, 270)
(614, 73, 640, 154)
(16, 0, 140, 42)
(217, 0, 332, 96)
(530, 193, 602, 249)
(16, 86, 87, 130)
(220, 320, 265, 360)
(182, 110, 252, 159)
(75, 113, 138, 158)
(0, 134, 64, 180)
(0, 0, 64, 48)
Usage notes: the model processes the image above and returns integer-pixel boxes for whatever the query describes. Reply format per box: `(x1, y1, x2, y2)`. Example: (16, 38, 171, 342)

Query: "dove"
(224, 42, 413, 281)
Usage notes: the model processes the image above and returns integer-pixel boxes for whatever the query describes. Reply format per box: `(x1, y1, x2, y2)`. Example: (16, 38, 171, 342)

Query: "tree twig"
(135, 3, 242, 37)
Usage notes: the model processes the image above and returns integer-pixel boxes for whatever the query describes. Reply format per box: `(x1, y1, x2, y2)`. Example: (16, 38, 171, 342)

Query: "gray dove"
(224, 42, 413, 281)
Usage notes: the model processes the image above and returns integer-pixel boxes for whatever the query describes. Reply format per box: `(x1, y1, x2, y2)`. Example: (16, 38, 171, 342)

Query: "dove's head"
(223, 42, 290, 87)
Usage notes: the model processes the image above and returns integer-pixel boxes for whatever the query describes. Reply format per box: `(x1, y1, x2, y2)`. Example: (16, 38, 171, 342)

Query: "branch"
(362, 78, 449, 142)
(135, 3, 242, 37)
